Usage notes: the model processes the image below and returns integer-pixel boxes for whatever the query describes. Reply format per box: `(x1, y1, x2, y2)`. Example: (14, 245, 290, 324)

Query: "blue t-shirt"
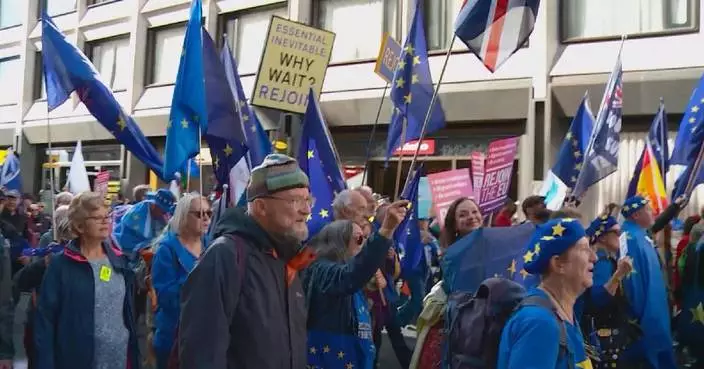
(498, 289, 593, 369)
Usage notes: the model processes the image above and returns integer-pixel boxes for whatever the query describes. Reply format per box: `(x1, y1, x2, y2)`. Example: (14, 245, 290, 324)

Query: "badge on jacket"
(100, 265, 112, 282)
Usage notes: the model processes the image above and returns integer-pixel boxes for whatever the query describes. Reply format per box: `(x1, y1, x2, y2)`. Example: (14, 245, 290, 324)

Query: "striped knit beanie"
(246, 154, 309, 202)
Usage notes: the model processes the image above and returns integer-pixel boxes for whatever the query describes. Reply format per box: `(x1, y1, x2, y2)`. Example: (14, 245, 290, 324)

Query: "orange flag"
(636, 141, 668, 215)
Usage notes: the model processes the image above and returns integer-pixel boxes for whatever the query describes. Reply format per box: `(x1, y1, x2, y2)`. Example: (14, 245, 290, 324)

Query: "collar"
(64, 238, 126, 270)
(163, 231, 206, 272)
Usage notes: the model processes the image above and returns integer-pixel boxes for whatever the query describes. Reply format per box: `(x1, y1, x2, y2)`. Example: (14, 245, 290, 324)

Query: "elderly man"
(333, 189, 369, 228)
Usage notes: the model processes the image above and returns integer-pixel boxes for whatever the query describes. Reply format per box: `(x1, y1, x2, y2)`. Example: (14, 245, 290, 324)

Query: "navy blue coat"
(34, 239, 140, 369)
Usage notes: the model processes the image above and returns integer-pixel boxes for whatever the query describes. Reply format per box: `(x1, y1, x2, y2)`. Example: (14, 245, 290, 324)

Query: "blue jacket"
(113, 201, 166, 254)
(34, 239, 140, 369)
(152, 231, 207, 352)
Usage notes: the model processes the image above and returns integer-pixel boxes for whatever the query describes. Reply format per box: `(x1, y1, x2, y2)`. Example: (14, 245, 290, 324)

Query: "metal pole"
(47, 114, 57, 241)
(401, 34, 456, 193)
(393, 119, 408, 200)
(361, 83, 389, 186)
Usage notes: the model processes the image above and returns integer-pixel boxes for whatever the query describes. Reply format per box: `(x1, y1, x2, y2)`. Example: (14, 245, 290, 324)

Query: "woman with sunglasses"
(579, 214, 635, 369)
(151, 193, 212, 369)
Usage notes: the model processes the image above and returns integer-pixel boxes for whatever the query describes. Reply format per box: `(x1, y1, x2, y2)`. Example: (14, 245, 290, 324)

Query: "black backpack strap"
(519, 295, 574, 369)
(221, 233, 249, 304)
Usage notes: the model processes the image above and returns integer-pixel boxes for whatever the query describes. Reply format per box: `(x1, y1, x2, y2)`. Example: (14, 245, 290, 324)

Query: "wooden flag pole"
(393, 118, 408, 200)
(401, 34, 456, 193)
(361, 83, 390, 186)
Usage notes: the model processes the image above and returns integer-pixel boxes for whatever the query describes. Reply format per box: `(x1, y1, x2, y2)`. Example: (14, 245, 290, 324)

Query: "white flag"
(229, 157, 250, 206)
(539, 171, 568, 211)
(68, 141, 91, 194)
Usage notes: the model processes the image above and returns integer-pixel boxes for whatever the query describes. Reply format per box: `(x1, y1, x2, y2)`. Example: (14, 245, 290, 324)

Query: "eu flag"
(0, 150, 21, 191)
(553, 94, 595, 189)
(41, 13, 165, 179)
(395, 165, 423, 274)
(573, 54, 623, 198)
(163, 0, 207, 180)
(220, 42, 272, 168)
(201, 30, 247, 189)
(297, 91, 347, 238)
(442, 223, 536, 294)
(671, 73, 704, 166)
(385, 1, 446, 160)
(627, 101, 669, 198)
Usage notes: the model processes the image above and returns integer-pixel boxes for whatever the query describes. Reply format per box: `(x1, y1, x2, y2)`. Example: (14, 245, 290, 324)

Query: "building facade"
(0, 0, 702, 217)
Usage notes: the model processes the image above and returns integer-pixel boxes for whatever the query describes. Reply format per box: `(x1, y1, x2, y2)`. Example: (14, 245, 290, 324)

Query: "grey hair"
(332, 189, 357, 220)
(55, 192, 74, 208)
(169, 192, 206, 235)
(53, 205, 72, 241)
(307, 220, 354, 262)
(133, 184, 152, 203)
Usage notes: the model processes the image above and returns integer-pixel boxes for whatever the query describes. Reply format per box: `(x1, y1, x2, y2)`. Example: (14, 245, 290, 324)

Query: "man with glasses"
(179, 154, 316, 369)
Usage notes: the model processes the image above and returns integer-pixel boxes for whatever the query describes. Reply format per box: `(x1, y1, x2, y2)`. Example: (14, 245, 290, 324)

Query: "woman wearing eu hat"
(497, 218, 597, 369)
(579, 214, 636, 369)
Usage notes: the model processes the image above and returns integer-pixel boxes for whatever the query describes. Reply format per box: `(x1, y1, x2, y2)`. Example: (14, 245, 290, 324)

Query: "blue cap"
(145, 189, 176, 214)
(585, 214, 618, 244)
(523, 218, 586, 274)
(621, 196, 648, 218)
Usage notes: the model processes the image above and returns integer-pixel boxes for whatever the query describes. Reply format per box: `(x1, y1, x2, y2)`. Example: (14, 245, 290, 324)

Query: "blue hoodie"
(152, 231, 208, 353)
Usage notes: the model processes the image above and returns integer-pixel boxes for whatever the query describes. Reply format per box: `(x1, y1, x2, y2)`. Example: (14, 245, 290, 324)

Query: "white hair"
(332, 189, 357, 220)
(169, 192, 207, 235)
(55, 192, 74, 208)
(53, 205, 72, 241)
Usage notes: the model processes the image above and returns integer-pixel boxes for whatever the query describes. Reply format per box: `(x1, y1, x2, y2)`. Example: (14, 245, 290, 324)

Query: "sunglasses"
(190, 210, 213, 219)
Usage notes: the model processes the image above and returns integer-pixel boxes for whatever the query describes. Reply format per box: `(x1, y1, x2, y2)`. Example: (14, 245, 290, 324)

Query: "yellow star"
(117, 116, 127, 131)
(692, 105, 700, 113)
(309, 346, 317, 354)
(404, 44, 415, 55)
(306, 214, 312, 222)
(534, 243, 541, 254)
(307, 150, 314, 159)
(701, 98, 704, 104)
(576, 359, 594, 369)
(337, 351, 345, 359)
(519, 269, 529, 280)
(397, 59, 406, 70)
(413, 55, 421, 66)
(323, 345, 330, 353)
(574, 150, 581, 158)
(395, 77, 406, 88)
(132, 214, 140, 221)
(319, 209, 329, 218)
(541, 236, 555, 241)
(404, 93, 412, 104)
(571, 139, 579, 147)
(690, 302, 704, 325)
(345, 363, 354, 369)
(690, 117, 697, 124)
(181, 118, 189, 128)
(574, 163, 582, 170)
(595, 230, 602, 237)
(242, 114, 249, 122)
(251, 125, 257, 133)
(411, 74, 419, 84)
(507, 259, 516, 276)
(552, 223, 566, 237)
(213, 156, 219, 168)
(239, 100, 247, 109)
(223, 144, 233, 156)
(571, 176, 577, 183)
(565, 132, 573, 140)
(523, 250, 534, 263)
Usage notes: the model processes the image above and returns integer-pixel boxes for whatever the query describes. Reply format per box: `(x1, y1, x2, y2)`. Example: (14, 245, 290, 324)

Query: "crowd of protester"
(0, 153, 702, 369)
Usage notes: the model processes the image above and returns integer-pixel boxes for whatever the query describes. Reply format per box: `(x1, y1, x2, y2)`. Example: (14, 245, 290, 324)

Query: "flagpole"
(186, 160, 192, 193)
(401, 34, 456, 193)
(393, 118, 408, 200)
(198, 127, 203, 198)
(361, 83, 389, 186)
(572, 35, 626, 201)
(46, 113, 57, 241)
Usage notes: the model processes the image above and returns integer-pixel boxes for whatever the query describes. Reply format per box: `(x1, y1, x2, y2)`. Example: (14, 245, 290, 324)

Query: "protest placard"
(252, 16, 335, 114)
(478, 137, 519, 214)
(471, 151, 485, 194)
(94, 170, 110, 198)
(427, 169, 474, 227)
(374, 33, 401, 83)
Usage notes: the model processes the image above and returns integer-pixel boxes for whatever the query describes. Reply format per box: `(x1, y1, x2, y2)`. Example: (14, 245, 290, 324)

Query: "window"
(0, 0, 21, 28)
(87, 36, 130, 91)
(146, 25, 185, 85)
(223, 5, 287, 75)
(316, 0, 398, 62)
(34, 52, 47, 100)
(88, 0, 119, 5)
(424, 0, 463, 51)
(40, 0, 77, 16)
(562, 0, 696, 41)
(0, 56, 20, 104)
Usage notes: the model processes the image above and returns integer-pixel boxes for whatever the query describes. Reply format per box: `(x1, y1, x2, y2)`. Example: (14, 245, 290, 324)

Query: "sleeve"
(0, 245, 14, 360)
(179, 239, 241, 369)
(650, 202, 680, 234)
(152, 244, 180, 311)
(589, 258, 615, 308)
(503, 308, 562, 369)
(13, 258, 48, 293)
(34, 257, 62, 369)
(309, 231, 392, 296)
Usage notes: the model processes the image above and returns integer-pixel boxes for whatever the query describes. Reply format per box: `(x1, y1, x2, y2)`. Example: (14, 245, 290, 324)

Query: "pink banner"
(471, 151, 485, 194)
(427, 169, 474, 227)
(94, 171, 110, 198)
(478, 137, 519, 214)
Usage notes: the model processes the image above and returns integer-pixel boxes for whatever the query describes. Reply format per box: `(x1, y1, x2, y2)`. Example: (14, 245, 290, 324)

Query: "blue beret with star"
(523, 218, 586, 274)
(621, 195, 648, 218)
(585, 214, 618, 244)
(145, 189, 176, 214)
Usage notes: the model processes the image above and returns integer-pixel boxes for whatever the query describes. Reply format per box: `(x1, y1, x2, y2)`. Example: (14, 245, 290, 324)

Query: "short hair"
(521, 195, 545, 216)
(550, 206, 582, 221)
(68, 192, 106, 236)
(332, 190, 361, 220)
(55, 192, 74, 208)
(308, 220, 354, 262)
(133, 185, 151, 203)
(168, 192, 207, 235)
(54, 205, 72, 241)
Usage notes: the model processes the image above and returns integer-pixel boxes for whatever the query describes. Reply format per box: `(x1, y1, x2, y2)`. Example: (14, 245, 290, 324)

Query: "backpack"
(446, 277, 574, 369)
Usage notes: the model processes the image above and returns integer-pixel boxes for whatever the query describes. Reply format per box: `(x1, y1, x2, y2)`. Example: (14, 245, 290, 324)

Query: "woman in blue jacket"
(34, 191, 140, 369)
(303, 201, 408, 369)
(151, 193, 211, 369)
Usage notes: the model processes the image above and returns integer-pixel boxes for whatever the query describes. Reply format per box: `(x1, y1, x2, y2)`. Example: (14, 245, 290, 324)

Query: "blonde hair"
(68, 192, 106, 236)
(53, 205, 73, 241)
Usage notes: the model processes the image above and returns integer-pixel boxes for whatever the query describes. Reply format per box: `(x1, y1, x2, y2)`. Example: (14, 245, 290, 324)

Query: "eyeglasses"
(261, 195, 316, 208)
(190, 210, 213, 219)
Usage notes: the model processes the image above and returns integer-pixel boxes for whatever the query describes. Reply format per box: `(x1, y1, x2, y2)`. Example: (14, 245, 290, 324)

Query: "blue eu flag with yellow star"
(163, 0, 207, 180)
(395, 165, 423, 273)
(41, 13, 166, 179)
(442, 223, 537, 294)
(627, 101, 668, 198)
(220, 41, 271, 168)
(298, 91, 347, 237)
(552, 94, 594, 189)
(201, 30, 247, 189)
(385, 1, 446, 160)
(671, 74, 704, 199)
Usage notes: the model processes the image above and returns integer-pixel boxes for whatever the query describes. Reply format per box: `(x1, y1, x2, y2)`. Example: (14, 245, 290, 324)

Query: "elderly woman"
(498, 218, 597, 369)
(151, 193, 211, 369)
(579, 214, 635, 369)
(303, 201, 408, 369)
(34, 192, 139, 369)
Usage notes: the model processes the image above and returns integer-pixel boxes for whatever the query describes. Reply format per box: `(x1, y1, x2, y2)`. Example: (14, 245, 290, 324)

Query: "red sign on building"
(393, 139, 436, 156)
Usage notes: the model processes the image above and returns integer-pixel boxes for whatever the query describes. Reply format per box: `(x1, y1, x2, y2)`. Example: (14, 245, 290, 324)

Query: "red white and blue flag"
(454, 0, 540, 72)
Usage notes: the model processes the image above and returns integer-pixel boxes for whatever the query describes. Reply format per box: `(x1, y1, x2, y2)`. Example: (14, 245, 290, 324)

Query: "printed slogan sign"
(478, 137, 519, 214)
(252, 16, 336, 114)
(374, 33, 402, 83)
(427, 169, 474, 228)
